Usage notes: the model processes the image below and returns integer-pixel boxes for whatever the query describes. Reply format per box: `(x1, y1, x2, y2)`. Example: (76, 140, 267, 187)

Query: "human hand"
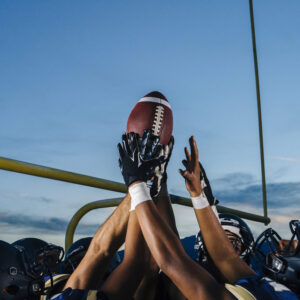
(118, 130, 164, 187)
(179, 136, 203, 197)
(150, 136, 174, 197)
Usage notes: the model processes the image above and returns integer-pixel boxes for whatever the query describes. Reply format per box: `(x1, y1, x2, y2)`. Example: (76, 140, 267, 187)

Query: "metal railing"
(0, 156, 270, 250)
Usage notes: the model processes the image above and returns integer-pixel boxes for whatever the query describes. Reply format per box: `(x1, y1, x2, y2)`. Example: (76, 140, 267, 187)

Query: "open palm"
(179, 136, 203, 197)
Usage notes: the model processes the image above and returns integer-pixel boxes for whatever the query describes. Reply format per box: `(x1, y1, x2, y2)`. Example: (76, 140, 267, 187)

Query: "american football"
(126, 91, 173, 145)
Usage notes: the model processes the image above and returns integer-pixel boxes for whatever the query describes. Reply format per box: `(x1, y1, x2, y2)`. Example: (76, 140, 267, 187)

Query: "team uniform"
(49, 288, 108, 300)
(42, 274, 109, 300)
(42, 275, 107, 300)
(225, 275, 298, 300)
(193, 216, 299, 299)
(44, 275, 298, 300)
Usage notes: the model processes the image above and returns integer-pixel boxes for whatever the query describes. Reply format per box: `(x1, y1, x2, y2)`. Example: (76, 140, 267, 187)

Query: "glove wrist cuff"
(129, 182, 152, 211)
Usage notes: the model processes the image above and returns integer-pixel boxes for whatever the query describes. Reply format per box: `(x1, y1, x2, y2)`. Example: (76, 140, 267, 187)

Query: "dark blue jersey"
(50, 288, 108, 300)
(228, 275, 298, 300)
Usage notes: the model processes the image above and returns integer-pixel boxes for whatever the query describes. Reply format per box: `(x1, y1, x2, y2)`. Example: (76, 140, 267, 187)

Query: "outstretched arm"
(64, 193, 130, 290)
(102, 132, 172, 300)
(133, 185, 233, 300)
(134, 137, 180, 300)
(117, 132, 234, 300)
(179, 136, 256, 283)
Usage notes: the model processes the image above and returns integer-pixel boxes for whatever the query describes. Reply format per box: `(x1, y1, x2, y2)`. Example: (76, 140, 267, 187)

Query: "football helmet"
(254, 220, 300, 295)
(62, 237, 121, 277)
(195, 213, 254, 265)
(12, 238, 64, 276)
(0, 240, 43, 299)
(219, 213, 254, 263)
(62, 237, 93, 274)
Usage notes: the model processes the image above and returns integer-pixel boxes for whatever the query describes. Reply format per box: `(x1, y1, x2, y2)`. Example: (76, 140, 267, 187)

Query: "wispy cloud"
(169, 172, 300, 239)
(215, 182, 300, 209)
(270, 156, 300, 163)
(0, 211, 100, 235)
(212, 173, 257, 191)
(0, 192, 54, 204)
(211, 173, 300, 209)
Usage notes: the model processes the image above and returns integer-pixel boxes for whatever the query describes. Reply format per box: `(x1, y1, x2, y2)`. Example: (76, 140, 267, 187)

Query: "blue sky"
(1, 0, 300, 246)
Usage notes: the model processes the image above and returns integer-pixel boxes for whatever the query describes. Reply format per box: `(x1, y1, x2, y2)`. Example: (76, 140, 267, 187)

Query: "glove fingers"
(164, 144, 170, 160)
(153, 144, 163, 158)
(168, 136, 175, 154)
(127, 132, 135, 154)
(140, 130, 150, 157)
(149, 136, 160, 157)
(118, 158, 123, 170)
(152, 156, 165, 167)
(150, 176, 159, 199)
(122, 133, 131, 156)
(142, 129, 151, 139)
(132, 133, 139, 162)
(118, 143, 125, 159)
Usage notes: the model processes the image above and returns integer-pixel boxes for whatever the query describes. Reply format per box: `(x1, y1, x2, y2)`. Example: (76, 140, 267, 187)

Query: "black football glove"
(149, 136, 174, 198)
(118, 130, 164, 187)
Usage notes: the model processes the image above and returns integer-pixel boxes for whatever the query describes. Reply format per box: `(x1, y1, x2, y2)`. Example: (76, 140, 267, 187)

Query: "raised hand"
(179, 136, 202, 197)
(150, 136, 174, 197)
(118, 130, 164, 187)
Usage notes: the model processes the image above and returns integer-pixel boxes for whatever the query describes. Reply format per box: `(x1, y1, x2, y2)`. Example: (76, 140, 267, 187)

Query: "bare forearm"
(135, 201, 231, 299)
(194, 206, 255, 282)
(64, 194, 130, 289)
(91, 193, 130, 255)
(136, 201, 184, 269)
(134, 184, 177, 300)
(155, 183, 178, 236)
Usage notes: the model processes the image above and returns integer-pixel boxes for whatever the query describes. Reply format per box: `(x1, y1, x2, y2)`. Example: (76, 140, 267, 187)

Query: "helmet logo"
(9, 267, 17, 276)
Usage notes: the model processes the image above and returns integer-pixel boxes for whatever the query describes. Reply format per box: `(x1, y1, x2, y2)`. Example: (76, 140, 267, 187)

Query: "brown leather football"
(126, 91, 173, 145)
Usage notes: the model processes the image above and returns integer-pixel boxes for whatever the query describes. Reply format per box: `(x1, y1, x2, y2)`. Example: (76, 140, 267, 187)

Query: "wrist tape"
(129, 182, 152, 211)
(191, 193, 209, 210)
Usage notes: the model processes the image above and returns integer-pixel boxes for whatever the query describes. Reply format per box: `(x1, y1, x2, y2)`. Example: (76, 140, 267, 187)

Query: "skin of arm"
(116, 132, 233, 299)
(105, 185, 181, 300)
(133, 182, 235, 300)
(63, 193, 130, 290)
(179, 136, 256, 283)
(155, 182, 179, 237)
(135, 137, 180, 300)
(101, 132, 178, 300)
(101, 210, 154, 300)
(134, 182, 180, 300)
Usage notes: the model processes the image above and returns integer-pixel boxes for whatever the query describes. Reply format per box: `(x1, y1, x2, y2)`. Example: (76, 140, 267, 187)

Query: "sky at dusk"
(1, 0, 300, 248)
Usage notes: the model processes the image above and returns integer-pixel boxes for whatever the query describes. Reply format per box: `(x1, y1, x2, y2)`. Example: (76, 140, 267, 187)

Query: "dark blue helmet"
(62, 237, 121, 278)
(254, 220, 300, 295)
(195, 213, 254, 265)
(0, 240, 43, 299)
(12, 238, 64, 275)
(62, 237, 93, 274)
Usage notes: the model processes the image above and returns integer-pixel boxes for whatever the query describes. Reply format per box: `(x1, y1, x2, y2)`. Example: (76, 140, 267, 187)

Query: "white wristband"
(191, 193, 209, 210)
(129, 182, 152, 211)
